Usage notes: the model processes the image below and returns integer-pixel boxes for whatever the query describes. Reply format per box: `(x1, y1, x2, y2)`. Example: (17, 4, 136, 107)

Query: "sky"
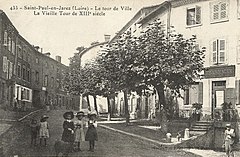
(1, 0, 164, 65)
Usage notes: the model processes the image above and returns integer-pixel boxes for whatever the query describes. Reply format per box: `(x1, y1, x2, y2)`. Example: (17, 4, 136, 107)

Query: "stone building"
(0, 10, 79, 110)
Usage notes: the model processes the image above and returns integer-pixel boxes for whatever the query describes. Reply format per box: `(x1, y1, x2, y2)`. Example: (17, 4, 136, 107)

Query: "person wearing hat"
(85, 119, 98, 152)
(61, 111, 75, 152)
(39, 115, 49, 146)
(224, 123, 235, 157)
(74, 111, 85, 151)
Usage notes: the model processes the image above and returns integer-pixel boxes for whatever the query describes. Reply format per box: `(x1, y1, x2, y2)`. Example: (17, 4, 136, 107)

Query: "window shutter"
(220, 3, 227, 19)
(3, 56, 7, 72)
(9, 62, 13, 79)
(213, 4, 219, 21)
(12, 40, 15, 54)
(3, 31, 7, 46)
(6, 61, 9, 79)
(213, 40, 217, 64)
(237, 37, 240, 63)
(196, 6, 201, 24)
(219, 39, 225, 63)
(8, 36, 11, 51)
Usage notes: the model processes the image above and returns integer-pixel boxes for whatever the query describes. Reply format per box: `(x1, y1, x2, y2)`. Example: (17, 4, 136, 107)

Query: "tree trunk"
(86, 95, 91, 111)
(123, 89, 130, 124)
(155, 83, 168, 133)
(93, 95, 98, 114)
(107, 96, 111, 121)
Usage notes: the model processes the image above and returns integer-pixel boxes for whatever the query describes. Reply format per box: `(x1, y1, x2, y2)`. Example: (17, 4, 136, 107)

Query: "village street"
(1, 109, 200, 157)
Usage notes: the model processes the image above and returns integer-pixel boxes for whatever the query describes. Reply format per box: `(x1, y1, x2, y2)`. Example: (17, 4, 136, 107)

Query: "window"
(23, 49, 26, 61)
(44, 75, 48, 87)
(22, 65, 26, 80)
(184, 88, 190, 105)
(20, 87, 32, 101)
(35, 71, 39, 82)
(186, 6, 201, 26)
(17, 45, 22, 59)
(51, 77, 54, 87)
(210, 0, 229, 23)
(27, 68, 30, 82)
(212, 39, 226, 64)
(36, 57, 39, 64)
(17, 63, 21, 78)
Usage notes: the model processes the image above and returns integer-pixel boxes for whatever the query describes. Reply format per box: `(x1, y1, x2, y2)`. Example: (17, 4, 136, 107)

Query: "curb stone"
(99, 124, 181, 148)
(0, 109, 43, 122)
(99, 124, 204, 156)
(18, 109, 43, 122)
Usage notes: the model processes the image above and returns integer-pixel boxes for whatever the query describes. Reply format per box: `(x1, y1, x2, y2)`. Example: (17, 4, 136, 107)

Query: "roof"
(79, 41, 108, 58)
(137, 1, 170, 24)
(168, 0, 209, 8)
(108, 4, 163, 44)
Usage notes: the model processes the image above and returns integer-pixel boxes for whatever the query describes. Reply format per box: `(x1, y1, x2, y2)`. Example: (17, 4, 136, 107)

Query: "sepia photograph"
(0, 0, 240, 156)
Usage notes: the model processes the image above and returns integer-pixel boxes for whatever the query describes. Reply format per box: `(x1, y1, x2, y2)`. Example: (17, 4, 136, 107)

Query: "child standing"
(62, 111, 75, 152)
(85, 120, 98, 152)
(30, 118, 39, 146)
(39, 115, 49, 146)
(74, 111, 85, 151)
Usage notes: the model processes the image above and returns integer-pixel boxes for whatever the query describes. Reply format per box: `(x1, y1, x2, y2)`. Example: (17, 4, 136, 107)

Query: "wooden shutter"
(220, 2, 227, 19)
(12, 40, 15, 54)
(195, 6, 201, 24)
(3, 56, 7, 72)
(218, 39, 225, 63)
(8, 36, 11, 51)
(9, 62, 13, 79)
(213, 3, 219, 21)
(3, 31, 7, 46)
(213, 40, 217, 64)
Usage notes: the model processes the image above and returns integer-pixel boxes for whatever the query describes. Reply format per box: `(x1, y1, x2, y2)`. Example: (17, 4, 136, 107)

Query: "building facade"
(169, 0, 240, 118)
(110, 0, 240, 119)
(0, 10, 79, 110)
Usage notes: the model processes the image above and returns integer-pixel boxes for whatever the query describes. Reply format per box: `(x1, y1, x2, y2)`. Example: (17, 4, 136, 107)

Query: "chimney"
(56, 55, 61, 63)
(34, 46, 40, 51)
(104, 34, 111, 42)
(44, 52, 51, 57)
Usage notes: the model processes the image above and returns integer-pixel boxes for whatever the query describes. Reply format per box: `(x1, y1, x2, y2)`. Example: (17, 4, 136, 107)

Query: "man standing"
(224, 124, 235, 157)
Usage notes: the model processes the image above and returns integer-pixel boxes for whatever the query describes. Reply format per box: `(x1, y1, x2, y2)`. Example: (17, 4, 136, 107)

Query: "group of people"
(61, 111, 98, 152)
(29, 110, 98, 153)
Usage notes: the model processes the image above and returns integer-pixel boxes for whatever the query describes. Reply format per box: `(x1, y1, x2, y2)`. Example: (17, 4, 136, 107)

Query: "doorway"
(212, 81, 226, 117)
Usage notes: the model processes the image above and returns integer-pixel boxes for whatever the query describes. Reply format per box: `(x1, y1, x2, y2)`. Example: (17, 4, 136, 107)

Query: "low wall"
(175, 122, 239, 150)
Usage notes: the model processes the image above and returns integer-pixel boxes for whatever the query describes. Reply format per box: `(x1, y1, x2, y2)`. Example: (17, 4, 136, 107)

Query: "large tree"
(98, 32, 142, 124)
(134, 19, 205, 110)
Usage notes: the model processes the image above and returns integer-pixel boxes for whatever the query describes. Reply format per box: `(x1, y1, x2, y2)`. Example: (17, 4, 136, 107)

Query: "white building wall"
(81, 45, 101, 66)
(170, 0, 240, 116)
